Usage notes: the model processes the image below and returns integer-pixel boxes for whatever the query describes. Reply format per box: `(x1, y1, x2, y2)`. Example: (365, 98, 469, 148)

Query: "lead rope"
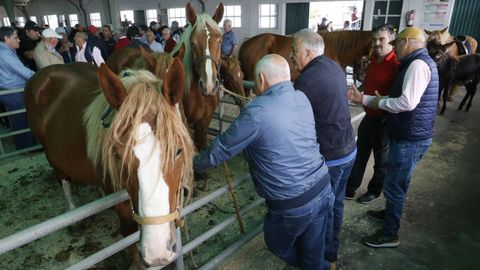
(219, 84, 255, 105)
(223, 161, 245, 234)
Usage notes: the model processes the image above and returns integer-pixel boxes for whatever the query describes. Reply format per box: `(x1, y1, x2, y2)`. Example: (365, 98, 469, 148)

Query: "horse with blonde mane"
(238, 31, 372, 85)
(24, 61, 194, 268)
(169, 2, 224, 151)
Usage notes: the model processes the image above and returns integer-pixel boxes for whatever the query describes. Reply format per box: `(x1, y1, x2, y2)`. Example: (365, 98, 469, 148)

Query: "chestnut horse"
(425, 27, 478, 57)
(168, 2, 224, 151)
(24, 61, 194, 267)
(238, 31, 372, 83)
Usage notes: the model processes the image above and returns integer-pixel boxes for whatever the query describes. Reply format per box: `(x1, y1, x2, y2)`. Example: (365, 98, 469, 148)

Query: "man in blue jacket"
(292, 29, 357, 265)
(0, 26, 36, 149)
(194, 54, 334, 270)
(349, 27, 438, 248)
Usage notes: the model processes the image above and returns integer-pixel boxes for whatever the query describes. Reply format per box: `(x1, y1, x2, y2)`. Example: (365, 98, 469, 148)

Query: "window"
(372, 0, 403, 30)
(45, 14, 59, 29)
(167, 8, 186, 26)
(221, 5, 241, 27)
(16, 17, 26, 27)
(259, 4, 278, 29)
(120, 10, 134, 24)
(29, 16, 37, 23)
(58, 14, 65, 26)
(89, 12, 102, 27)
(146, 9, 158, 24)
(2, 17, 10, 27)
(69, 14, 78, 26)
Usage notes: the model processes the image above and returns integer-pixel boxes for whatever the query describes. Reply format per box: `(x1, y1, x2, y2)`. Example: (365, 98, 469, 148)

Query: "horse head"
(425, 27, 451, 44)
(427, 40, 455, 61)
(185, 2, 224, 96)
(220, 55, 247, 107)
(94, 62, 194, 267)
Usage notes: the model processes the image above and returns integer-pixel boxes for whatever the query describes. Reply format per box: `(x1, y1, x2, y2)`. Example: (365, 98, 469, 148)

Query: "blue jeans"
(0, 92, 35, 149)
(325, 158, 355, 262)
(383, 138, 432, 237)
(264, 184, 334, 270)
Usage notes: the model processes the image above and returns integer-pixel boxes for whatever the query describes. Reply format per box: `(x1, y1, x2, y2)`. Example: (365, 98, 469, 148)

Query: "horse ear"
(212, 2, 224, 23)
(162, 58, 185, 106)
(139, 46, 156, 73)
(424, 29, 431, 35)
(441, 27, 448, 33)
(98, 64, 127, 110)
(443, 41, 456, 50)
(186, 2, 197, 25)
(172, 43, 186, 61)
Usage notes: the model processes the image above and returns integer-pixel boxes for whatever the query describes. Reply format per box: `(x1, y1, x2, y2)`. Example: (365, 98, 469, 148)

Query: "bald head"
(255, 54, 291, 90)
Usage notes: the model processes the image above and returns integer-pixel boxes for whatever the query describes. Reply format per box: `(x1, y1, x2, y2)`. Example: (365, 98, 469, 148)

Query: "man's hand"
(369, 91, 385, 109)
(347, 85, 363, 104)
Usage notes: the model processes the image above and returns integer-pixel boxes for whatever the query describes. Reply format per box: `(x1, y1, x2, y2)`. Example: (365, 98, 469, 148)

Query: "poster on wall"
(422, 0, 450, 27)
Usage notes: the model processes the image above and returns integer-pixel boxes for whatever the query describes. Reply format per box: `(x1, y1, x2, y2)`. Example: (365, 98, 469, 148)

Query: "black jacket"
(294, 55, 356, 161)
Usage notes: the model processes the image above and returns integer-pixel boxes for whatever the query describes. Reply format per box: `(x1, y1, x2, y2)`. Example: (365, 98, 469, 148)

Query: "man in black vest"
(291, 29, 357, 266)
(349, 27, 438, 248)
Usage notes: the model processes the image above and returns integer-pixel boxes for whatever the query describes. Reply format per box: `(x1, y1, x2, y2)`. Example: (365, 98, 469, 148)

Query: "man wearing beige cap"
(33, 28, 64, 69)
(349, 27, 438, 248)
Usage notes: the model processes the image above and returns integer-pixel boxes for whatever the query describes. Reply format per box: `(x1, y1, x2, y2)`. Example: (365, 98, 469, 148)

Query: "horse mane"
(320, 30, 372, 56)
(83, 69, 194, 191)
(427, 29, 452, 44)
(171, 14, 221, 95)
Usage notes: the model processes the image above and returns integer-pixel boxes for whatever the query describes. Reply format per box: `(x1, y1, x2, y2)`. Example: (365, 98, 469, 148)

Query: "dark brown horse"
(425, 27, 478, 101)
(427, 41, 480, 114)
(238, 31, 372, 83)
(24, 61, 194, 267)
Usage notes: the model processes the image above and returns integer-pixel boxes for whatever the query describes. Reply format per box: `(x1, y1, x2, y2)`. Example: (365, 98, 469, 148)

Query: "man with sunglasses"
(345, 24, 399, 204)
(349, 27, 438, 248)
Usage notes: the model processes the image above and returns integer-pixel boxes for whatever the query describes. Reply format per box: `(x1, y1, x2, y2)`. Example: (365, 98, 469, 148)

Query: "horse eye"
(176, 148, 183, 158)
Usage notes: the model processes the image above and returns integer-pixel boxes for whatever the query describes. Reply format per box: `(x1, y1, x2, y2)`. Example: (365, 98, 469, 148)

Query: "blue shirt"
(0, 42, 34, 90)
(221, 30, 238, 56)
(194, 81, 329, 201)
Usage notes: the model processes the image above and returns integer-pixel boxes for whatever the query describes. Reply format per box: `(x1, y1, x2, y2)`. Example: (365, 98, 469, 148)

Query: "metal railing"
(0, 81, 366, 269)
(0, 88, 42, 160)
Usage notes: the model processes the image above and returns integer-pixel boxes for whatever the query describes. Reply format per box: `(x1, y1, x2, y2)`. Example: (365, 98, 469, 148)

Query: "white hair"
(254, 54, 290, 85)
(294, 28, 324, 56)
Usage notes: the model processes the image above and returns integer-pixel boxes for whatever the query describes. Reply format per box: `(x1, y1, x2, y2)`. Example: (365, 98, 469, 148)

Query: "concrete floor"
(216, 89, 480, 270)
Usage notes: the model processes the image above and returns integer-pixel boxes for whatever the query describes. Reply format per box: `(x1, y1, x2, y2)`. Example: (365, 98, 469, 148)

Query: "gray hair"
(75, 31, 88, 40)
(223, 19, 232, 25)
(373, 24, 396, 41)
(294, 28, 324, 56)
(254, 54, 290, 85)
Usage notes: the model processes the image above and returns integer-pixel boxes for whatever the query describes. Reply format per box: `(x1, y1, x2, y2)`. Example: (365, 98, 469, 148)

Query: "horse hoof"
(194, 171, 208, 181)
(67, 222, 84, 237)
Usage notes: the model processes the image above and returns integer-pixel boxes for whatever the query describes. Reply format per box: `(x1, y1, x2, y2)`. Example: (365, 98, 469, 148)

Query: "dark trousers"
(346, 116, 389, 197)
(264, 184, 334, 270)
(0, 92, 36, 150)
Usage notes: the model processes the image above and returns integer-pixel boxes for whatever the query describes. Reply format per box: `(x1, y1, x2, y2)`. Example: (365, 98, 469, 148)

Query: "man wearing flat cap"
(33, 28, 64, 69)
(349, 27, 438, 248)
(17, 20, 41, 71)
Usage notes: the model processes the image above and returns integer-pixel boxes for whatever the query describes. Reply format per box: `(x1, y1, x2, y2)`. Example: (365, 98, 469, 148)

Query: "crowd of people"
(0, 19, 190, 150)
(195, 25, 437, 269)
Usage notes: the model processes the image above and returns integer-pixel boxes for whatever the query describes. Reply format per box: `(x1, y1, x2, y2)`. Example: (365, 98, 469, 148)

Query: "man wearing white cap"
(33, 28, 64, 69)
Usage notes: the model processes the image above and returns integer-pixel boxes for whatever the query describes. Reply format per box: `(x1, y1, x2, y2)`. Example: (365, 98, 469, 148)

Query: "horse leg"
(61, 179, 76, 210)
(448, 84, 458, 101)
(465, 83, 477, 111)
(440, 83, 450, 115)
(193, 121, 210, 190)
